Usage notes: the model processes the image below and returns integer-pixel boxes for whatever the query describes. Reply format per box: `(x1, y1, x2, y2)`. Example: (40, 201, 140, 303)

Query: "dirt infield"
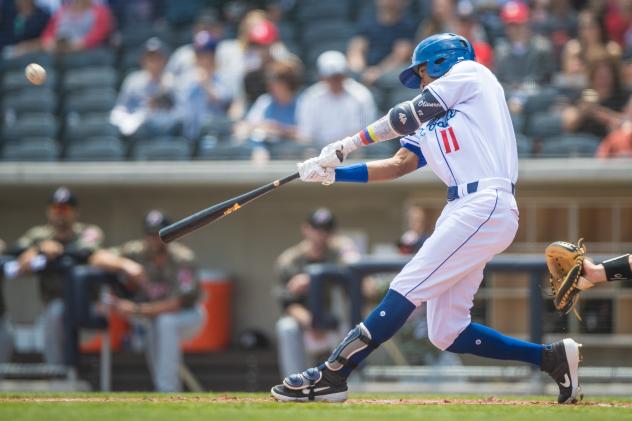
(1, 394, 631, 407)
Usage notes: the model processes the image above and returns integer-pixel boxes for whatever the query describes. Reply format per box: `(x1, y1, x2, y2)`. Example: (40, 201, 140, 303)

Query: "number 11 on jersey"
(440, 127, 460, 154)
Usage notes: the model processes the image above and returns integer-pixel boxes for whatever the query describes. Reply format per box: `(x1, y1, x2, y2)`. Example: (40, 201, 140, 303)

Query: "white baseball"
(25, 63, 46, 85)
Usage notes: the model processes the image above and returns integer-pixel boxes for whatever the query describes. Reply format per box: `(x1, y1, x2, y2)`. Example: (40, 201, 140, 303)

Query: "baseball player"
(271, 33, 582, 404)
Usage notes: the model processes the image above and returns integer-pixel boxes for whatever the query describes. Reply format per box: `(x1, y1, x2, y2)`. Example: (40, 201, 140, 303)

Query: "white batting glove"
(316, 136, 359, 168)
(297, 158, 335, 185)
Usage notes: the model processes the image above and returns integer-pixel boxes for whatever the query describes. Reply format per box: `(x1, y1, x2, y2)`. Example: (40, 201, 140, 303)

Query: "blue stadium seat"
(196, 137, 252, 160)
(200, 116, 234, 140)
(525, 111, 564, 138)
(515, 133, 533, 158)
(296, 0, 351, 21)
(2, 70, 57, 93)
(62, 67, 118, 93)
(523, 87, 560, 114)
(58, 48, 115, 69)
(133, 137, 192, 161)
(63, 89, 117, 116)
(268, 142, 316, 160)
(63, 119, 119, 143)
(2, 90, 56, 115)
(65, 137, 126, 161)
(539, 133, 601, 158)
(2, 115, 59, 142)
(0, 52, 53, 72)
(2, 137, 59, 161)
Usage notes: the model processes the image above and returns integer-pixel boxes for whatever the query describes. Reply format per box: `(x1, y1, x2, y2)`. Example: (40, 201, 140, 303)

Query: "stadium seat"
(58, 48, 115, 70)
(133, 137, 192, 160)
(2, 90, 56, 115)
(65, 137, 126, 161)
(63, 119, 119, 143)
(304, 40, 349, 66)
(268, 142, 315, 160)
(525, 112, 564, 138)
(511, 112, 525, 134)
(62, 67, 118, 93)
(196, 138, 252, 160)
(2, 70, 57, 92)
(62, 89, 117, 116)
(296, 0, 351, 21)
(2, 115, 59, 141)
(523, 87, 560, 114)
(302, 21, 355, 45)
(0, 52, 53, 72)
(515, 133, 533, 158)
(539, 133, 601, 158)
(2, 137, 59, 161)
(200, 116, 234, 140)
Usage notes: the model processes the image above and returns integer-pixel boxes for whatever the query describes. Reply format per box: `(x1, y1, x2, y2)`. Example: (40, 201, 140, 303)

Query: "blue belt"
(447, 181, 516, 202)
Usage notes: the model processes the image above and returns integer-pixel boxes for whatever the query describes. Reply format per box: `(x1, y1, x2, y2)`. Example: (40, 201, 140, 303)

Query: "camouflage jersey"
(110, 240, 200, 308)
(16, 223, 104, 303)
(276, 237, 360, 310)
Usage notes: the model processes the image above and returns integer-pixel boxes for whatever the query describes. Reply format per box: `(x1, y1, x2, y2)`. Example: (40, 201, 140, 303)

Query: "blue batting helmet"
(399, 33, 475, 89)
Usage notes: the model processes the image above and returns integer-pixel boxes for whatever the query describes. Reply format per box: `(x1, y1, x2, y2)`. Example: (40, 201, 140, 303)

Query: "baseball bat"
(159, 172, 300, 243)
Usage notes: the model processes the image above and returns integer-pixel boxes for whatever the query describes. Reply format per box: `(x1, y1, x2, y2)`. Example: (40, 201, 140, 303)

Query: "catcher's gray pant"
(275, 316, 307, 378)
(38, 299, 64, 364)
(0, 316, 12, 363)
(143, 307, 203, 392)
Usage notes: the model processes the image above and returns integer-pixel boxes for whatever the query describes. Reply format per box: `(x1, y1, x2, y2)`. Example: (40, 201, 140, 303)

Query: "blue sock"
(331, 289, 416, 378)
(447, 323, 543, 366)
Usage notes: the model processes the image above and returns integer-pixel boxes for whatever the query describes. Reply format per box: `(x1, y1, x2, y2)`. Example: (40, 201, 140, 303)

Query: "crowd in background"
(1, 0, 631, 160)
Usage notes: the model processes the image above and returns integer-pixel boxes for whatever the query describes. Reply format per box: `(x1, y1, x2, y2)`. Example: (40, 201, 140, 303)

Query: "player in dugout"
(89, 210, 203, 392)
(271, 33, 583, 404)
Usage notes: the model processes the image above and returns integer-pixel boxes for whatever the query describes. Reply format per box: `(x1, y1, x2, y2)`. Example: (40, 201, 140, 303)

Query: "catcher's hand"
(544, 239, 594, 317)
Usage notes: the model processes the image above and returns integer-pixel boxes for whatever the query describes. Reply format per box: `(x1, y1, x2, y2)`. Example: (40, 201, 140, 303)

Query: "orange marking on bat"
(223, 203, 241, 216)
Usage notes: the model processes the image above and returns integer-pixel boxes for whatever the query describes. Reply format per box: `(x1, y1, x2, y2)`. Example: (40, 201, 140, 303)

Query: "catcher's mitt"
(545, 239, 590, 317)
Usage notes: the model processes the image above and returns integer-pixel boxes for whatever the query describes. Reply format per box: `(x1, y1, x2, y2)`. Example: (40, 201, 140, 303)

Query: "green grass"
(1, 393, 632, 421)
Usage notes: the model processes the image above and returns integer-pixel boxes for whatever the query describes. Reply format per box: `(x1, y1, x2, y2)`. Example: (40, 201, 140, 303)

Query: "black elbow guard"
(388, 89, 445, 135)
(388, 101, 421, 135)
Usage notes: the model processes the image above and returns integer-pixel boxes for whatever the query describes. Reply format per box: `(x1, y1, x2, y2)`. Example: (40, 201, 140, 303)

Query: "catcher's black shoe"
(540, 338, 583, 404)
(271, 367, 348, 402)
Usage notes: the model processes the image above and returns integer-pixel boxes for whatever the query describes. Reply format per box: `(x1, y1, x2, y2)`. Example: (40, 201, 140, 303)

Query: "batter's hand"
(316, 136, 358, 168)
(297, 158, 335, 185)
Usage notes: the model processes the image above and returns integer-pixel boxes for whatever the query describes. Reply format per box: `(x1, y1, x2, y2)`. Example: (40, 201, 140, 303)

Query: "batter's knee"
(427, 320, 461, 351)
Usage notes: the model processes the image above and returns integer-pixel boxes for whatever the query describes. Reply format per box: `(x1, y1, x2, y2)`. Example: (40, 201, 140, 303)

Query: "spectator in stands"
(41, 0, 113, 53)
(0, 239, 13, 364)
(275, 208, 362, 377)
(177, 31, 232, 140)
(165, 10, 224, 82)
(417, 0, 459, 40)
(107, 0, 164, 30)
(562, 54, 630, 139)
(563, 9, 622, 70)
(622, 48, 632, 90)
(0, 0, 50, 58)
(90, 210, 202, 392)
(234, 60, 303, 155)
(596, 98, 632, 158)
(111, 37, 180, 138)
(604, 0, 632, 49)
(347, 0, 416, 86)
(552, 39, 589, 95)
(530, 0, 577, 61)
(397, 204, 430, 255)
(13, 187, 104, 365)
(494, 1, 556, 88)
(297, 51, 376, 148)
(453, 0, 494, 69)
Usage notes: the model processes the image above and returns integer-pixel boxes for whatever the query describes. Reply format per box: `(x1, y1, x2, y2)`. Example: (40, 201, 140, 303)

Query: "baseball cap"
(317, 51, 347, 77)
(193, 31, 219, 53)
(144, 210, 171, 234)
(143, 37, 168, 56)
(248, 20, 279, 45)
(49, 186, 78, 207)
(307, 208, 336, 232)
(501, 1, 530, 24)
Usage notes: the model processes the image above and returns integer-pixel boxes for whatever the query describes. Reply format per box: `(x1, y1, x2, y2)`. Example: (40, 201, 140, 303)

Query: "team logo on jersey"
(398, 113, 407, 125)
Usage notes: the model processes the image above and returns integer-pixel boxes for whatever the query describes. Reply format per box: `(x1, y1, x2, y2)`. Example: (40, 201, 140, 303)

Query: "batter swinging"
(271, 33, 582, 404)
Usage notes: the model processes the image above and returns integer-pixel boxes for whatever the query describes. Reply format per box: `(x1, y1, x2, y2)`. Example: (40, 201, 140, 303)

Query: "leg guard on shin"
(325, 323, 377, 372)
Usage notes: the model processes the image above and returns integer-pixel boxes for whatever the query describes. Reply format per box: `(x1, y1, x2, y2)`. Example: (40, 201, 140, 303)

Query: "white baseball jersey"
(388, 60, 521, 350)
(400, 60, 518, 187)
